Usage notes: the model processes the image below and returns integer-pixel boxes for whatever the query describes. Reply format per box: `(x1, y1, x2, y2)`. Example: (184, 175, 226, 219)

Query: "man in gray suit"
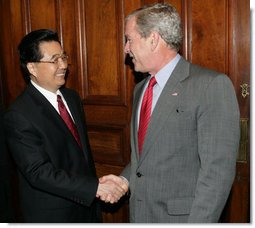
(102, 2, 240, 223)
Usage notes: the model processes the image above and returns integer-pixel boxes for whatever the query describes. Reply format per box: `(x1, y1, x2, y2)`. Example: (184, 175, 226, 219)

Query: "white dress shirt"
(30, 80, 75, 121)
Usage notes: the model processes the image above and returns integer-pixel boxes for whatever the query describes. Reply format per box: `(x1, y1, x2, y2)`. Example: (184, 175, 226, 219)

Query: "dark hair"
(18, 29, 60, 82)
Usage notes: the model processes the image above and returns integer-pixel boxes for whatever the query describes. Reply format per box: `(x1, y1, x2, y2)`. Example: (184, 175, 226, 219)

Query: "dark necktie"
(57, 95, 82, 148)
(138, 77, 157, 154)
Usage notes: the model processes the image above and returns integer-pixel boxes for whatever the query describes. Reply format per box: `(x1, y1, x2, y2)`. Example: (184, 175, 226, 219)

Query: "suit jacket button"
(136, 172, 142, 177)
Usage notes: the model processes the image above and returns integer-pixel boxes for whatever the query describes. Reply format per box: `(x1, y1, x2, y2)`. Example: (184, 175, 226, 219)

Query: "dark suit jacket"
(3, 83, 101, 222)
(0, 104, 14, 222)
(121, 57, 240, 222)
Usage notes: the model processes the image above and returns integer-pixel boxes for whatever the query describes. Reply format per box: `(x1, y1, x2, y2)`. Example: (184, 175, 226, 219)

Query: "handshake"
(96, 174, 129, 204)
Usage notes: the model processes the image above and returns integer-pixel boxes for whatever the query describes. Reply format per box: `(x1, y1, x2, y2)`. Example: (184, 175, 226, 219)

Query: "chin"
(56, 81, 65, 89)
(134, 65, 141, 72)
(134, 66, 145, 73)
(57, 77, 66, 83)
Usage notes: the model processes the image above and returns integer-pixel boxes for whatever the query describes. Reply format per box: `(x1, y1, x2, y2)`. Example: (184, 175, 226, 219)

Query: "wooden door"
(0, 0, 250, 223)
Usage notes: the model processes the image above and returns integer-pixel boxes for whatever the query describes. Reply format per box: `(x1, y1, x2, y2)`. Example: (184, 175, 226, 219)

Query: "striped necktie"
(57, 95, 81, 148)
(138, 77, 157, 154)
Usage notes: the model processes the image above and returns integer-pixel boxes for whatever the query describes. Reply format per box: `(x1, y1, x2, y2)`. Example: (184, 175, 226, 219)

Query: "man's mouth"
(56, 71, 66, 77)
(129, 54, 135, 62)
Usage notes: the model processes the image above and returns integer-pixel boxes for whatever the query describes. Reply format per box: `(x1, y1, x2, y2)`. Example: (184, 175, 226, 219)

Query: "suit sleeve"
(188, 74, 240, 222)
(121, 162, 131, 180)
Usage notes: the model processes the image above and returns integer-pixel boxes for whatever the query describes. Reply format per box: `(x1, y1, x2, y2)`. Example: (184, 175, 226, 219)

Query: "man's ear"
(26, 62, 37, 77)
(150, 31, 160, 51)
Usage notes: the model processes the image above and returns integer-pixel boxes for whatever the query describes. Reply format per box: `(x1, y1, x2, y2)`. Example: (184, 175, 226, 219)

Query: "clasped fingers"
(96, 174, 129, 203)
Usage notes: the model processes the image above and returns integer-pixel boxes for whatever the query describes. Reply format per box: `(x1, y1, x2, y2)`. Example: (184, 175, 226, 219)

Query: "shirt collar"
(30, 80, 61, 101)
(153, 53, 181, 88)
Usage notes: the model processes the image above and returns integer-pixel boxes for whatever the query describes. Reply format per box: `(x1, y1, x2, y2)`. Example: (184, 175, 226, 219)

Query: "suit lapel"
(61, 90, 81, 129)
(131, 79, 149, 160)
(27, 83, 61, 123)
(60, 89, 85, 151)
(61, 91, 92, 165)
(138, 57, 191, 164)
(27, 84, 81, 151)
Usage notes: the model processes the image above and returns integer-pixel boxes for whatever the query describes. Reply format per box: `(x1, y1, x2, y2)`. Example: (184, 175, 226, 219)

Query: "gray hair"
(126, 3, 182, 51)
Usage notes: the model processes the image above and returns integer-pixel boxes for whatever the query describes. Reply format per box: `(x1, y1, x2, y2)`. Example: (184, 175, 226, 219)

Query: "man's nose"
(58, 58, 67, 68)
(124, 42, 130, 54)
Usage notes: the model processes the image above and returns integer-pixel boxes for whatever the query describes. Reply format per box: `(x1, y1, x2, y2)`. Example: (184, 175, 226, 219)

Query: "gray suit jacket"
(121, 57, 240, 223)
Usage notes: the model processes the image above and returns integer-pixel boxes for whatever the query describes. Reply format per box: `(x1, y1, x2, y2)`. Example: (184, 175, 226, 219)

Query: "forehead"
(125, 17, 139, 37)
(39, 41, 63, 56)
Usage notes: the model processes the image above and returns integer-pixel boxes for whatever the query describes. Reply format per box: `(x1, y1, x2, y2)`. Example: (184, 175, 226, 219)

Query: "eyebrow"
(49, 51, 66, 60)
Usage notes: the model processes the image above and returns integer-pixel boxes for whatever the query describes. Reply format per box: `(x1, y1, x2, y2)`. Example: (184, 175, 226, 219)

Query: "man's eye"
(62, 55, 68, 61)
(53, 58, 58, 64)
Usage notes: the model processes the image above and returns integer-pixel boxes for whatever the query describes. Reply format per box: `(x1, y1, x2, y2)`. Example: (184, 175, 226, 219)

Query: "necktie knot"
(57, 95, 64, 108)
(148, 77, 157, 88)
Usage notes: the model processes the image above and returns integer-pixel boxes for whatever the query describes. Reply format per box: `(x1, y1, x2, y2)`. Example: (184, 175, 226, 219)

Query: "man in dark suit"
(102, 3, 240, 223)
(3, 29, 128, 222)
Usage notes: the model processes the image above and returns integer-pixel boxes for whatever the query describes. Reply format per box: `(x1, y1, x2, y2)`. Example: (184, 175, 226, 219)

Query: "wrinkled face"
(27, 41, 68, 93)
(124, 17, 152, 73)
